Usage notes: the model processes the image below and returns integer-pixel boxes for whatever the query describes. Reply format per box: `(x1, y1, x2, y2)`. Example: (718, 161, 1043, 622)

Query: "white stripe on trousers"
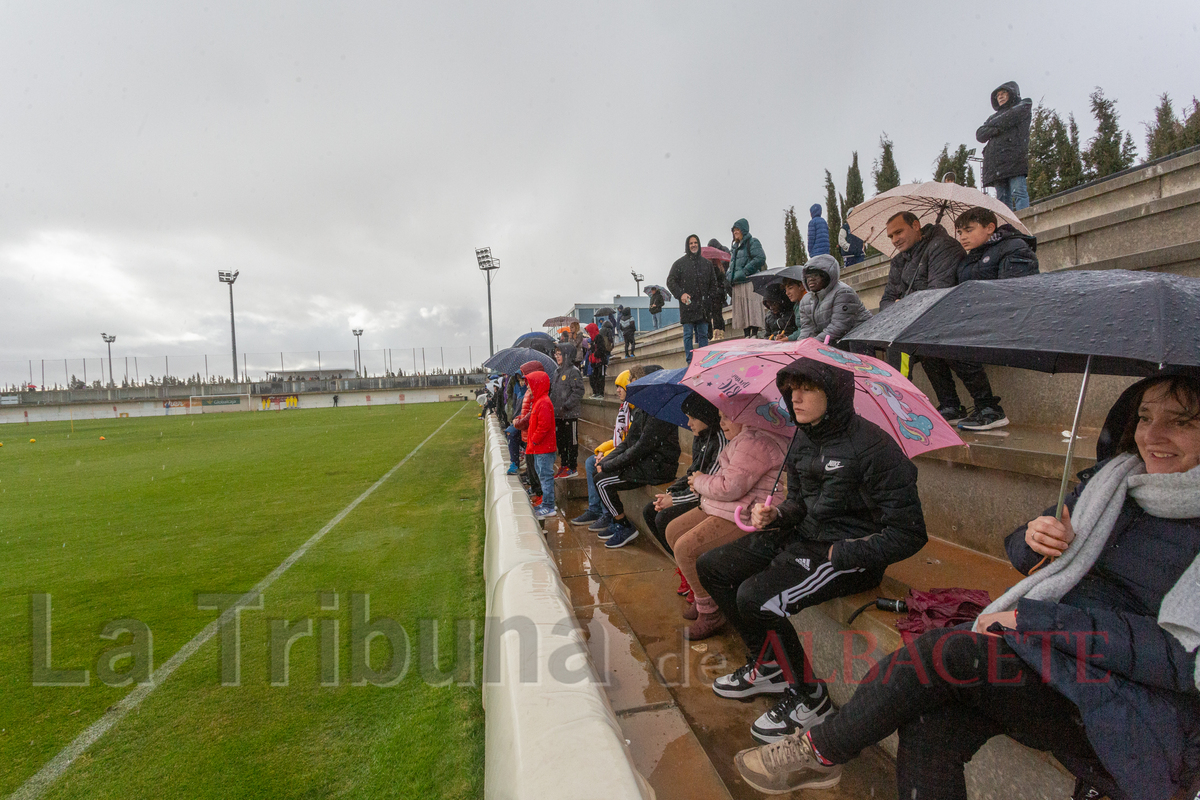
(760, 561, 866, 618)
(595, 473, 629, 517)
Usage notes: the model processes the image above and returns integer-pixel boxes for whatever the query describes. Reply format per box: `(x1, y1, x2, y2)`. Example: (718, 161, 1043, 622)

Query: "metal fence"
(1, 346, 486, 393)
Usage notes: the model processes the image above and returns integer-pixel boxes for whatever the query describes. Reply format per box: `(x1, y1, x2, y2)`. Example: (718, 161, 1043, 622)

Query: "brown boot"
(685, 610, 725, 640)
(682, 602, 699, 621)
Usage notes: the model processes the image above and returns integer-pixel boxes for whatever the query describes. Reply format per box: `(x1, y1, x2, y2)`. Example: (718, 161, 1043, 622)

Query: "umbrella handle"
(734, 496, 771, 533)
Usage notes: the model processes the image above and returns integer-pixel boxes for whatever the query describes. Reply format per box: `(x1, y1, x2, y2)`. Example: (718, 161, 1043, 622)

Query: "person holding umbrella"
(729, 219, 768, 339)
(706, 239, 732, 339)
(697, 357, 927, 745)
(667, 234, 720, 363)
(879, 211, 1005, 427)
(733, 371, 1200, 800)
(646, 286, 667, 329)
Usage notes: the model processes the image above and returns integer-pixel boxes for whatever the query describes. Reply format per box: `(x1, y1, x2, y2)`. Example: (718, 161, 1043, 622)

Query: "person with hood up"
(806, 204, 830, 257)
(667, 410, 790, 640)
(976, 81, 1033, 211)
(523, 370, 558, 520)
(667, 234, 720, 363)
(648, 287, 666, 329)
(707, 239, 731, 339)
(697, 358, 926, 746)
(728, 219, 768, 338)
(593, 364, 683, 548)
(513, 360, 548, 501)
(838, 220, 865, 267)
(762, 283, 796, 340)
(733, 370, 1200, 800)
(788, 254, 873, 346)
(643, 392, 727, 602)
(571, 369, 635, 528)
(879, 211, 1001, 425)
(585, 322, 610, 398)
(551, 342, 585, 478)
(619, 307, 637, 357)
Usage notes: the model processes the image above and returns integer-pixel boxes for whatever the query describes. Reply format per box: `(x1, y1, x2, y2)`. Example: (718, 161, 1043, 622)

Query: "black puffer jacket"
(879, 224, 965, 310)
(771, 358, 927, 572)
(976, 81, 1033, 187)
(957, 224, 1040, 283)
(602, 365, 682, 484)
(667, 235, 718, 324)
(666, 425, 727, 502)
(761, 284, 796, 339)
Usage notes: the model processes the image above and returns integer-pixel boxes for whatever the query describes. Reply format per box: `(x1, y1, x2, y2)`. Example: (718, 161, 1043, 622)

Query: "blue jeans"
(682, 322, 709, 364)
(533, 453, 556, 509)
(993, 175, 1029, 211)
(651, 311, 662, 329)
(506, 426, 522, 464)
(585, 454, 602, 514)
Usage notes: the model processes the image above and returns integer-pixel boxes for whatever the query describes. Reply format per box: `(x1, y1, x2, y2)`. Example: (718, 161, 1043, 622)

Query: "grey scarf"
(982, 453, 1200, 688)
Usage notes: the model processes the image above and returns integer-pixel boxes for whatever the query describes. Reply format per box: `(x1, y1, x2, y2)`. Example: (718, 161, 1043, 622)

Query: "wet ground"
(543, 496, 898, 800)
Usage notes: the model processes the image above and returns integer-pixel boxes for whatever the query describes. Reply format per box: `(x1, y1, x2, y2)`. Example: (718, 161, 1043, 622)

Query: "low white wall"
(481, 416, 654, 800)
(0, 387, 465, 425)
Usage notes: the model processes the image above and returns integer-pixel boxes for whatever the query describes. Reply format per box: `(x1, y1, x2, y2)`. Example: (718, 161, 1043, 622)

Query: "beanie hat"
(680, 392, 721, 430)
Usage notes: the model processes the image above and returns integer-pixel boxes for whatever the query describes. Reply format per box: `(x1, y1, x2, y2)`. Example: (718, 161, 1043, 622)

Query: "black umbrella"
(594, 307, 616, 317)
(482, 347, 557, 375)
(749, 267, 791, 297)
(841, 269, 1200, 516)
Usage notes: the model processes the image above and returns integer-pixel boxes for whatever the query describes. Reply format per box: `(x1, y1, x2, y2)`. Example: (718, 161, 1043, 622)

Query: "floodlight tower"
(218, 270, 240, 381)
(475, 247, 499, 357)
(352, 328, 364, 376)
(101, 333, 116, 386)
(631, 271, 644, 295)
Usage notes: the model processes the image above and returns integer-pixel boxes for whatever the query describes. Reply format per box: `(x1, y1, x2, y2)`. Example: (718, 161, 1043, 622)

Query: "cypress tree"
(931, 144, 977, 186)
(824, 170, 842, 264)
(1145, 93, 1181, 161)
(1059, 113, 1085, 191)
(845, 151, 865, 209)
(1181, 98, 1200, 150)
(1026, 104, 1059, 201)
(783, 206, 808, 266)
(872, 134, 900, 193)
(1082, 88, 1138, 180)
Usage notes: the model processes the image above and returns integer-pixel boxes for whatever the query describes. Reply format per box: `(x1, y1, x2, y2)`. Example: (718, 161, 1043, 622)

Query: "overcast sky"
(2, 0, 1198, 381)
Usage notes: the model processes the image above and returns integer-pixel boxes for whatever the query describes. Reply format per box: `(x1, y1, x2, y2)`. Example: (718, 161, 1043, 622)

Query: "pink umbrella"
(700, 246, 731, 262)
(684, 338, 965, 530)
(682, 338, 964, 457)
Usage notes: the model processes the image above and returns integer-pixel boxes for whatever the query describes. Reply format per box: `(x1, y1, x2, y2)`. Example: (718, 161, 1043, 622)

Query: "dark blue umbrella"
(482, 347, 557, 375)
(513, 331, 554, 347)
(624, 367, 693, 427)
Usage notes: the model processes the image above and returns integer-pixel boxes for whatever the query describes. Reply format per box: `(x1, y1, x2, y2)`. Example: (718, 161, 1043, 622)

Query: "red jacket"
(524, 371, 557, 455)
(513, 361, 546, 442)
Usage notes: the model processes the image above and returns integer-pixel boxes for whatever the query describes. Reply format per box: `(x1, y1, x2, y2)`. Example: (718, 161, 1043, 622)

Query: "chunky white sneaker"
(751, 684, 834, 743)
(712, 660, 789, 700)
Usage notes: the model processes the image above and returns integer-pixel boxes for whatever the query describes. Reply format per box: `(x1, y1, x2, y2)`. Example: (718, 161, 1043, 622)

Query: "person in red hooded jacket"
(524, 370, 558, 519)
(514, 360, 547, 502)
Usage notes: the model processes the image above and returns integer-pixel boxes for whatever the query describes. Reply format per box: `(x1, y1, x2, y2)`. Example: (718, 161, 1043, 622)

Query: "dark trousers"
(641, 498, 699, 555)
(555, 419, 578, 470)
(697, 533, 883, 694)
(506, 426, 523, 464)
(588, 364, 606, 396)
(885, 349, 999, 411)
(524, 452, 542, 498)
(809, 626, 1120, 800)
(594, 473, 645, 518)
(624, 333, 635, 357)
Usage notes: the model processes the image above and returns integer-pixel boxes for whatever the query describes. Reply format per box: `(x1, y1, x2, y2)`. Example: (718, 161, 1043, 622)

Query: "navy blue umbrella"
(513, 331, 554, 347)
(482, 347, 557, 375)
(624, 367, 693, 427)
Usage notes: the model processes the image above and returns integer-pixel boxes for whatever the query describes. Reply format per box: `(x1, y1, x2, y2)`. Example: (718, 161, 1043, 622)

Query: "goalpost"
(188, 394, 252, 413)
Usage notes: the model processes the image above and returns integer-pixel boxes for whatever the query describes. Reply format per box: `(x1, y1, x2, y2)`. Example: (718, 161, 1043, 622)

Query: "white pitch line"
(12, 403, 467, 800)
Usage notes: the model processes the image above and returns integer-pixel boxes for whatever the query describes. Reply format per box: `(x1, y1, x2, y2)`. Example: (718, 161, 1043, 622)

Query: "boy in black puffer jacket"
(955, 206, 1039, 283)
(697, 357, 926, 746)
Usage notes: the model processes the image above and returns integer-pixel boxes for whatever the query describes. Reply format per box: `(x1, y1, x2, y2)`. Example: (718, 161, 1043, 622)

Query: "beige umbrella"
(845, 181, 1031, 258)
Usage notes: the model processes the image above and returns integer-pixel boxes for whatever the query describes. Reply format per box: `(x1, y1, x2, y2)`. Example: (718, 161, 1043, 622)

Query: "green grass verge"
(0, 402, 485, 798)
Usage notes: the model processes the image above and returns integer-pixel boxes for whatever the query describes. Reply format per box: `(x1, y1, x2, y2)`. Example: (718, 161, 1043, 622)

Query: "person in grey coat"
(551, 342, 585, 475)
(788, 254, 872, 346)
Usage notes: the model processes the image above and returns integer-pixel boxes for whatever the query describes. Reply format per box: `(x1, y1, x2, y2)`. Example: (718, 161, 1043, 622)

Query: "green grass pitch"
(0, 402, 485, 799)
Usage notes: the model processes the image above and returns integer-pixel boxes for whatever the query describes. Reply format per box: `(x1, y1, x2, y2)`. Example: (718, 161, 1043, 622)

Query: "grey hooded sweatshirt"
(550, 342, 585, 419)
(790, 254, 873, 344)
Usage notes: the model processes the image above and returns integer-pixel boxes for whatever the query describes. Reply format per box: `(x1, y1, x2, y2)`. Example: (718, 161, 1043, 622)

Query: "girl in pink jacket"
(665, 413, 788, 640)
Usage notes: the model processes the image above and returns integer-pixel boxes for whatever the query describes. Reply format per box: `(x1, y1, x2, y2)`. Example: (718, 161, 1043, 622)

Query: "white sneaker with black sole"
(712, 660, 790, 700)
(751, 684, 834, 743)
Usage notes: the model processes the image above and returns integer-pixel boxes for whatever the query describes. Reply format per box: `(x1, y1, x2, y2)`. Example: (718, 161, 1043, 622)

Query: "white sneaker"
(751, 684, 834, 743)
(712, 660, 789, 700)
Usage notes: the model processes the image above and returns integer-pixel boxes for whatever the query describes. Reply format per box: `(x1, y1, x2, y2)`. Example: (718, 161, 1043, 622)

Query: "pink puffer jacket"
(692, 427, 789, 523)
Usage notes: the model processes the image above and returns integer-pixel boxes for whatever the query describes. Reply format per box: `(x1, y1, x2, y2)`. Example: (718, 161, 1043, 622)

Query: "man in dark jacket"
(697, 358, 926, 745)
(648, 287, 666, 329)
(806, 204, 830, 257)
(976, 81, 1033, 211)
(550, 343, 585, 477)
(594, 364, 682, 548)
(667, 234, 719, 363)
(880, 211, 1004, 424)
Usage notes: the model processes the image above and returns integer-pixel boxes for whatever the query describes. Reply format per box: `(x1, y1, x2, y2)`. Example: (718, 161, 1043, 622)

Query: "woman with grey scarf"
(733, 371, 1200, 800)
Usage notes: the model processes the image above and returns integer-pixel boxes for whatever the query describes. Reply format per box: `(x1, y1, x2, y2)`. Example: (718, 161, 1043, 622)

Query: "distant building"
(265, 368, 358, 381)
(569, 294, 679, 331)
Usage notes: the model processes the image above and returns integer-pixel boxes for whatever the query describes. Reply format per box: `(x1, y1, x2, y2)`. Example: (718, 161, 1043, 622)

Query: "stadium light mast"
(101, 333, 116, 387)
(218, 270, 240, 382)
(352, 328, 364, 376)
(631, 271, 644, 295)
(475, 247, 499, 357)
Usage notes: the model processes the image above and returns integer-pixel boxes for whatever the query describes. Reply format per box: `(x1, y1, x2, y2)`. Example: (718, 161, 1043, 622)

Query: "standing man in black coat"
(667, 234, 719, 363)
(976, 81, 1033, 211)
(879, 211, 1004, 424)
